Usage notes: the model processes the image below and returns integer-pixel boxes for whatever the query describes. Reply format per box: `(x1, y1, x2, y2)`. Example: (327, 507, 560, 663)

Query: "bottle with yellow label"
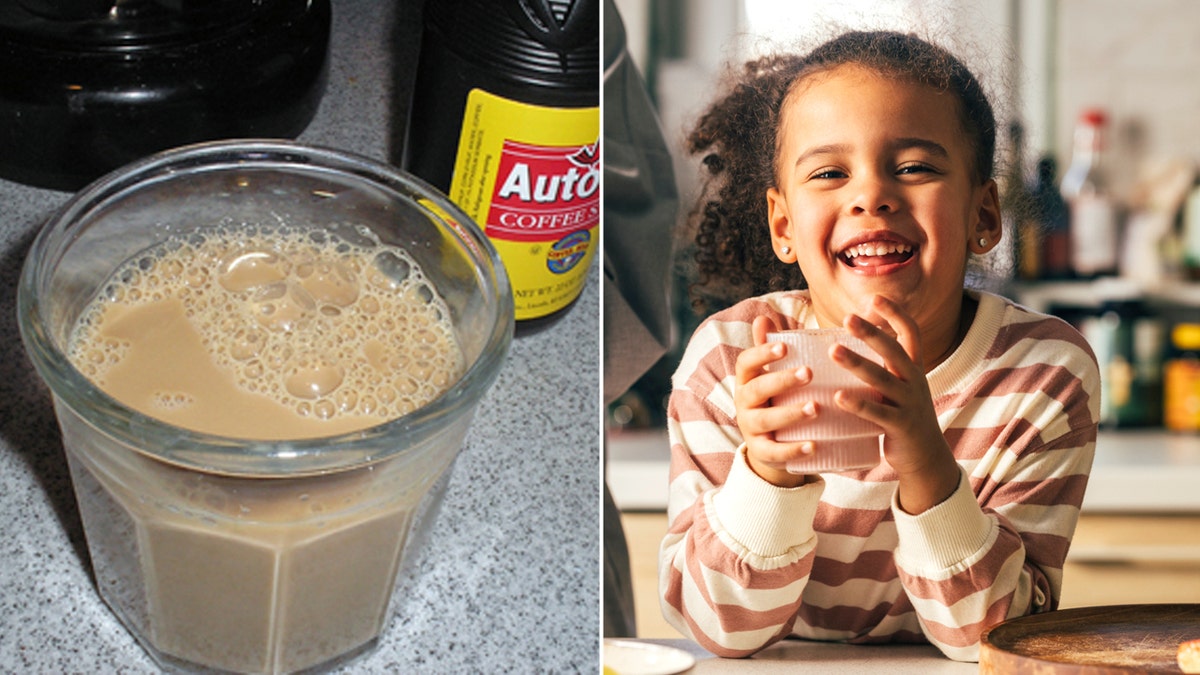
(403, 0, 599, 329)
(1165, 323, 1200, 432)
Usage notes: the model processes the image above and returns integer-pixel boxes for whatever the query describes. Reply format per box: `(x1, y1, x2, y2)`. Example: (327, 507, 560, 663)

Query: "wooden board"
(980, 604, 1200, 673)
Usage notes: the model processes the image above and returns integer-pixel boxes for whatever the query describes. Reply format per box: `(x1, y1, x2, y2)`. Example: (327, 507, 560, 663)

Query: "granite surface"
(0, 1, 600, 672)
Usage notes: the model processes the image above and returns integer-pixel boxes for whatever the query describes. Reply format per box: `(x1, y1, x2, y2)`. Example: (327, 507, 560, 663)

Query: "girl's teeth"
(843, 243, 912, 258)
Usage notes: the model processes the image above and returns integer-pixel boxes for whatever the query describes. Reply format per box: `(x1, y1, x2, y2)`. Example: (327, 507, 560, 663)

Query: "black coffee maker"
(0, 0, 331, 191)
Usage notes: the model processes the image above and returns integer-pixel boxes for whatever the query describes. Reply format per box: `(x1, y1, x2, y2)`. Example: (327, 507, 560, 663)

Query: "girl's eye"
(811, 168, 847, 180)
(897, 163, 935, 175)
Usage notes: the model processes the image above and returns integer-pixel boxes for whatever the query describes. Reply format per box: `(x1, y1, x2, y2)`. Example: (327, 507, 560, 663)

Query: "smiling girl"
(660, 31, 1100, 662)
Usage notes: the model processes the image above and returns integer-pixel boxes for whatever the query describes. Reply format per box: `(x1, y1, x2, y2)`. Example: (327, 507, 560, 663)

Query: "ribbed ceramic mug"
(767, 329, 884, 473)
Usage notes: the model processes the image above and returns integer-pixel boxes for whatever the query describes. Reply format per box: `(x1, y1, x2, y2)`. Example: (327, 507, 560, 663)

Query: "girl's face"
(766, 63, 1001, 335)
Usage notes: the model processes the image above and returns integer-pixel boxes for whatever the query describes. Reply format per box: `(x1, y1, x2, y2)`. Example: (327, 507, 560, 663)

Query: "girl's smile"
(836, 232, 917, 274)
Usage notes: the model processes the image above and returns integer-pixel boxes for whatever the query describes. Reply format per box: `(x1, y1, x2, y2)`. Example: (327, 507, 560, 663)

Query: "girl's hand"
(832, 296, 961, 513)
(733, 315, 817, 488)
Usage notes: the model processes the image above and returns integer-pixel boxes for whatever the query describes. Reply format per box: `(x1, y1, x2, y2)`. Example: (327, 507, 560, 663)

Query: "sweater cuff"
(709, 445, 824, 558)
(893, 468, 995, 573)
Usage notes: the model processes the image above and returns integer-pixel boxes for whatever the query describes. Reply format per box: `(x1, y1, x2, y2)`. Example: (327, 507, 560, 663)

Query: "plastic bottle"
(1164, 323, 1200, 432)
(402, 0, 600, 328)
(1060, 108, 1119, 278)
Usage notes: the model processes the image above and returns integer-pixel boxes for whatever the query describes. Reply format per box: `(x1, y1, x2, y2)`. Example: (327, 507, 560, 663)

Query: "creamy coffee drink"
(70, 225, 462, 438)
(62, 225, 464, 673)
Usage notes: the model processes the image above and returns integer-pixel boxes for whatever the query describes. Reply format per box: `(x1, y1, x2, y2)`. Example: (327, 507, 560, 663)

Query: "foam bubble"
(358, 394, 378, 416)
(284, 357, 345, 400)
(161, 259, 184, 278)
(367, 251, 410, 292)
(184, 266, 209, 288)
(397, 377, 418, 396)
(358, 296, 380, 314)
(153, 391, 195, 410)
(313, 400, 336, 420)
(335, 389, 358, 413)
(254, 282, 316, 333)
(298, 261, 358, 308)
(229, 330, 265, 361)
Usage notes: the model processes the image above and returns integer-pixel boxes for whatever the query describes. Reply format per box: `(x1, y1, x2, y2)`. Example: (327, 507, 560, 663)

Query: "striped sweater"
(660, 290, 1099, 662)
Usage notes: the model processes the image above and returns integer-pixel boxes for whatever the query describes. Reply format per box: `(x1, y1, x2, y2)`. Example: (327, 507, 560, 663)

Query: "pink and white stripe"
(659, 290, 1099, 662)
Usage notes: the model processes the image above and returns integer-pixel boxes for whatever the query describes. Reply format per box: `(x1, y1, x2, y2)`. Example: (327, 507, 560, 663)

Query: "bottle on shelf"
(1164, 322, 1200, 432)
(1032, 156, 1072, 280)
(1061, 108, 1119, 278)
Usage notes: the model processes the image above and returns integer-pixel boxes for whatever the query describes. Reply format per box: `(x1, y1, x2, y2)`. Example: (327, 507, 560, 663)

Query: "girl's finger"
(752, 439, 818, 465)
(735, 314, 786, 386)
(740, 398, 819, 437)
(841, 313, 912, 381)
(738, 364, 814, 410)
(830, 340, 893, 390)
(841, 315, 901, 359)
(833, 387, 898, 427)
(736, 341, 787, 385)
(863, 295, 923, 365)
(752, 314, 776, 347)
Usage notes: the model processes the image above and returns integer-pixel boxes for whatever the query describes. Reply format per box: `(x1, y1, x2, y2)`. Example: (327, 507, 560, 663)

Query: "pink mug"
(767, 329, 884, 472)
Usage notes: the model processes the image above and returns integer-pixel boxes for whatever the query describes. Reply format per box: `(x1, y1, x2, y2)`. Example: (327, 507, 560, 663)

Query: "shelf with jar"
(1000, 275, 1200, 436)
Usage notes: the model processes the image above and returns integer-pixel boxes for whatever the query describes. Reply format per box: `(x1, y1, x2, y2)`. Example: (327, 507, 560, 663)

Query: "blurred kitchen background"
(606, 0, 1200, 639)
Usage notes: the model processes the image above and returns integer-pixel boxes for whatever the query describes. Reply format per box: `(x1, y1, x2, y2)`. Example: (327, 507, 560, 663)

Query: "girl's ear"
(969, 179, 1003, 254)
(767, 187, 796, 262)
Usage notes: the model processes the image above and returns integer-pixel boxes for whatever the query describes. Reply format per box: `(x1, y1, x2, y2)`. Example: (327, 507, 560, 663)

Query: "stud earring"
(781, 245, 792, 255)
(978, 237, 988, 247)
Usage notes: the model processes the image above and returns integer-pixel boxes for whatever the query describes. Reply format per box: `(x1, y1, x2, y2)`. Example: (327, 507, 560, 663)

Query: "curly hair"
(686, 30, 998, 312)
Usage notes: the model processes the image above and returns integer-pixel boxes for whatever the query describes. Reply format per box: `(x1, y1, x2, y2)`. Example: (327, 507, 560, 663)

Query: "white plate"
(602, 639, 696, 675)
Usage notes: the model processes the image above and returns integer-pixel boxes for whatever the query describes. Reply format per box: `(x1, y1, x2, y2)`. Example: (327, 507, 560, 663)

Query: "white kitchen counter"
(605, 638, 977, 675)
(1082, 430, 1200, 512)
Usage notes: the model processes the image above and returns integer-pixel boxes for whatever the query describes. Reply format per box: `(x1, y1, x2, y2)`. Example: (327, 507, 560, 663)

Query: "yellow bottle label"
(448, 88, 599, 321)
(1164, 358, 1200, 431)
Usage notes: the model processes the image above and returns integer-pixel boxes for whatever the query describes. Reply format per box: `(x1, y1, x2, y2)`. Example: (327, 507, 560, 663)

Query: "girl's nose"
(848, 174, 899, 215)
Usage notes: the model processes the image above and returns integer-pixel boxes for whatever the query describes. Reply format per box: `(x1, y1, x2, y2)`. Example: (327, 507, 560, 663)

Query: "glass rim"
(17, 139, 514, 477)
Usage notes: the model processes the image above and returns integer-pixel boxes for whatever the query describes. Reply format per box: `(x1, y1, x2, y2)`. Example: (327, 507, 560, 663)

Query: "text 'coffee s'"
(403, 0, 599, 324)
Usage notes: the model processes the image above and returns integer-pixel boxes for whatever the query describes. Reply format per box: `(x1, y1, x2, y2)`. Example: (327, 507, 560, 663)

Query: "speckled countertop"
(0, 1, 599, 672)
